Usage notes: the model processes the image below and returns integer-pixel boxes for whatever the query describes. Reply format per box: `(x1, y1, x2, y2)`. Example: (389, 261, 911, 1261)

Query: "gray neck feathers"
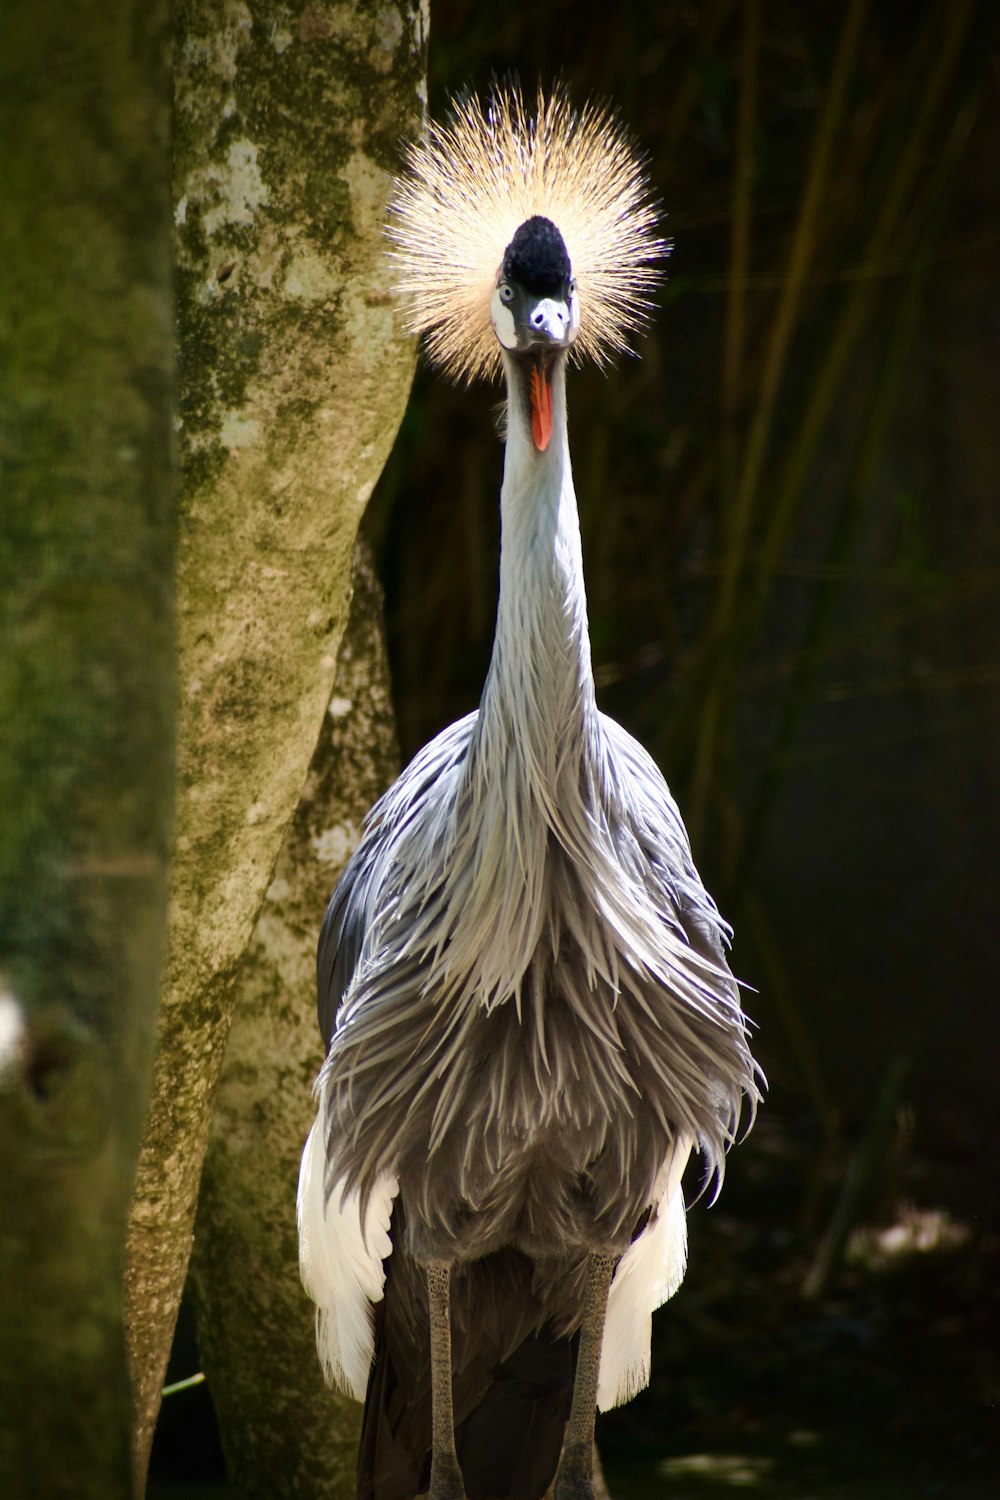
(475, 354, 596, 816)
(444, 356, 600, 1008)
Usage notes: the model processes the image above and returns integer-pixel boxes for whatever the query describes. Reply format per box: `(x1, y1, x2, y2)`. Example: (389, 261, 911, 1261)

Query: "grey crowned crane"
(298, 86, 760, 1500)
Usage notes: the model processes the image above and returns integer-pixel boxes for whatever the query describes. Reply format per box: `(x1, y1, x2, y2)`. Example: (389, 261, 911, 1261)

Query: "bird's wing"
(597, 711, 734, 972)
(316, 710, 479, 1046)
(301, 711, 479, 1399)
(316, 829, 385, 1048)
(591, 717, 744, 1410)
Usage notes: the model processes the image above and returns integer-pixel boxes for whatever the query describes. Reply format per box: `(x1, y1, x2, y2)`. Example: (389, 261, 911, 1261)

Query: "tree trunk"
(190, 537, 399, 1497)
(124, 1, 426, 1484)
(0, 3, 175, 1496)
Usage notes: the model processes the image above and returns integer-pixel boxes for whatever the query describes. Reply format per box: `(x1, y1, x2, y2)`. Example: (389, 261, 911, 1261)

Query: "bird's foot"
(428, 1451, 468, 1500)
(553, 1442, 595, 1500)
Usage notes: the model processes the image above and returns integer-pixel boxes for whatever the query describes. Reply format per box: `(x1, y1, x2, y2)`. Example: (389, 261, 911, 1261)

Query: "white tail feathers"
(597, 1140, 691, 1410)
(297, 1097, 398, 1400)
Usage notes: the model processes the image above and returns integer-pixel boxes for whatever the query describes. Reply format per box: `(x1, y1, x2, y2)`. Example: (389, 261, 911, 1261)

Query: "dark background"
(154, 2, 1000, 1494)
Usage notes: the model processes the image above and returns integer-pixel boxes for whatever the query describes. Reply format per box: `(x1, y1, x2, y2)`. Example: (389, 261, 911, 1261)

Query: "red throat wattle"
(530, 363, 553, 451)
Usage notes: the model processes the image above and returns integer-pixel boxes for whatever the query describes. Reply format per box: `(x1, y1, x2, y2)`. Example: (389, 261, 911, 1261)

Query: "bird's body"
(298, 89, 759, 1500)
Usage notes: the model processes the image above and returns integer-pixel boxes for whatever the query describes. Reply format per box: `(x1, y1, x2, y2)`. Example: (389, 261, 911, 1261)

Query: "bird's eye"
(499, 282, 515, 303)
(568, 277, 577, 297)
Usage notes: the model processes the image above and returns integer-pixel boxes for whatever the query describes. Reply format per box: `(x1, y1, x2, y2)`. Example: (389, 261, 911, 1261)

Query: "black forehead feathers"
(501, 216, 572, 295)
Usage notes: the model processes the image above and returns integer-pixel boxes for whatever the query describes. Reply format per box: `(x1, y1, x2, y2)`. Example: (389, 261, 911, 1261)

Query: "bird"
(298, 85, 760, 1500)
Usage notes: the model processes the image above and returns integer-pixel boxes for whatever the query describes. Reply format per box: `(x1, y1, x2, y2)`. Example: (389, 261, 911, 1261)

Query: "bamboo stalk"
(750, 0, 977, 627)
(688, 0, 871, 835)
(732, 94, 981, 900)
(802, 1056, 912, 1299)
(722, 0, 760, 423)
(746, 894, 838, 1134)
(660, 0, 736, 158)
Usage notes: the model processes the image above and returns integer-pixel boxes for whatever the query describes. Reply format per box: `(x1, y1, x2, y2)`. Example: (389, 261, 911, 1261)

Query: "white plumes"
(387, 83, 667, 383)
(297, 1094, 398, 1400)
(597, 1139, 692, 1410)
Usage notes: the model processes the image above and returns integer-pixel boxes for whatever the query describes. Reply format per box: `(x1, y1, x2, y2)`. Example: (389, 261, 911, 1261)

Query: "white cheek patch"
(491, 292, 519, 349)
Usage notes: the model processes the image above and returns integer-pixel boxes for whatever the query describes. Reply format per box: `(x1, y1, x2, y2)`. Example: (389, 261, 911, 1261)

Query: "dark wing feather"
(600, 711, 735, 971)
(317, 837, 383, 1047)
(316, 710, 480, 1047)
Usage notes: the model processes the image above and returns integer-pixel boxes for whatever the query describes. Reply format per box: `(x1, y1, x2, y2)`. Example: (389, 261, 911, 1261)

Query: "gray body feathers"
(318, 704, 747, 1271)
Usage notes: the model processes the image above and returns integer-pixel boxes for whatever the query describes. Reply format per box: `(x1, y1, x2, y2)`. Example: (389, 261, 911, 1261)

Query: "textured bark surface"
(0, 3, 175, 1496)
(190, 538, 399, 1497)
(125, 1, 426, 1481)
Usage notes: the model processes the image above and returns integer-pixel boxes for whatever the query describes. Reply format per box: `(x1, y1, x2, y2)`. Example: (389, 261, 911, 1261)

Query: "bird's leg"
(553, 1252, 616, 1500)
(426, 1260, 467, 1500)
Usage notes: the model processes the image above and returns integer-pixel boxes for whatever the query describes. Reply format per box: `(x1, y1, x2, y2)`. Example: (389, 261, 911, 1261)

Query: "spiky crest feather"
(387, 83, 667, 382)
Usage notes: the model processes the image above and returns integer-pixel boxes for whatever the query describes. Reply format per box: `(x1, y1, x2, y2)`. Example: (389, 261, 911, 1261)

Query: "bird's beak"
(521, 299, 571, 453)
(525, 298, 572, 346)
(530, 360, 554, 452)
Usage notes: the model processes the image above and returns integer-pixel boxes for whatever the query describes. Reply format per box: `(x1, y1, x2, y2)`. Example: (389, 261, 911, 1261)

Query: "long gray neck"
(442, 355, 600, 1010)
(475, 354, 597, 808)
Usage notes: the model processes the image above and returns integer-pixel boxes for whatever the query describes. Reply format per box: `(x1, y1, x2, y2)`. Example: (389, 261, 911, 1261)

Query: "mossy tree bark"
(124, 1, 426, 1483)
(189, 538, 399, 1498)
(0, 4, 175, 1497)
